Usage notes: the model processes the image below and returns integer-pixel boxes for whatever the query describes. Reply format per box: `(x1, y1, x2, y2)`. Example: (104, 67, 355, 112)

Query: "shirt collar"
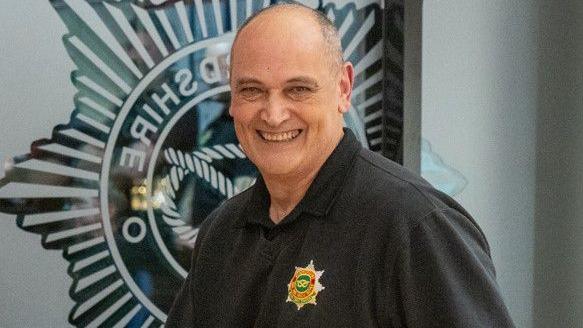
(233, 128, 362, 229)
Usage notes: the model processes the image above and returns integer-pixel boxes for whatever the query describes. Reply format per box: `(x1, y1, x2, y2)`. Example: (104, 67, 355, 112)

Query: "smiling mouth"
(258, 129, 302, 142)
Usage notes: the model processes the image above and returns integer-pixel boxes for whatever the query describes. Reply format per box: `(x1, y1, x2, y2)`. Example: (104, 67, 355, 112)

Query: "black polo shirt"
(166, 129, 515, 328)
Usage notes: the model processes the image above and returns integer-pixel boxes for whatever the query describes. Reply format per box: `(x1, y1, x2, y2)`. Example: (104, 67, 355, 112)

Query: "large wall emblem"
(0, 0, 397, 326)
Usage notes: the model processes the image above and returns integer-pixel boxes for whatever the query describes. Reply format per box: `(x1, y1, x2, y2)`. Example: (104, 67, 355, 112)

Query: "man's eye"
(287, 86, 313, 99)
(238, 87, 263, 99)
(290, 86, 310, 93)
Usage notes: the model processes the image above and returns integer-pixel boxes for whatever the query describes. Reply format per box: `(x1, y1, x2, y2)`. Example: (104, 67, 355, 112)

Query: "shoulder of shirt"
(351, 148, 473, 228)
(351, 148, 490, 251)
(346, 149, 491, 261)
(195, 185, 254, 238)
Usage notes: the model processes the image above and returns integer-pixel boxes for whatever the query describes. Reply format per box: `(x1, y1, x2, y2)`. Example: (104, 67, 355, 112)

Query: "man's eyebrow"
(235, 78, 263, 87)
(234, 76, 321, 88)
(286, 76, 320, 88)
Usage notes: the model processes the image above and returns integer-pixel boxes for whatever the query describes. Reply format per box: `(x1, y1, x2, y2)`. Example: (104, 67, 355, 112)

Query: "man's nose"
(260, 93, 290, 127)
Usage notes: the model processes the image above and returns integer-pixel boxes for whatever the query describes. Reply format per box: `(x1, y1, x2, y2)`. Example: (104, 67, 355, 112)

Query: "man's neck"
(264, 169, 319, 224)
(262, 130, 344, 224)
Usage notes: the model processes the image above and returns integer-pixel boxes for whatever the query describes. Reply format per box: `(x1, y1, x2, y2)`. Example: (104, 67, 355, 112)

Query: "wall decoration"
(0, 0, 396, 326)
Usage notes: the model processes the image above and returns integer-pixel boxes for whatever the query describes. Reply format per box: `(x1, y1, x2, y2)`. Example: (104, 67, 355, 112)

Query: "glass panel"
(0, 0, 390, 326)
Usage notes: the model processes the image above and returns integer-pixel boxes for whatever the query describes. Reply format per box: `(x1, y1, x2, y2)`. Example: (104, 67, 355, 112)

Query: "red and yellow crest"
(286, 260, 325, 310)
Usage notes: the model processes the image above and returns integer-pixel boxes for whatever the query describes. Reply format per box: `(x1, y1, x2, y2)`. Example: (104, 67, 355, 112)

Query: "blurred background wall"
(422, 1, 537, 327)
(422, 0, 583, 327)
(534, 0, 583, 327)
(0, 1, 75, 327)
(1, 0, 583, 327)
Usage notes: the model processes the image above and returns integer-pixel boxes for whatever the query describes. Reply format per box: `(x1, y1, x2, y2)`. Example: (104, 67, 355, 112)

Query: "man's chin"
(254, 158, 302, 178)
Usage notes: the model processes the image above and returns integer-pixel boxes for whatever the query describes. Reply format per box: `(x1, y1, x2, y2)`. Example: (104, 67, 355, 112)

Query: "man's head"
(230, 3, 344, 76)
(229, 3, 354, 179)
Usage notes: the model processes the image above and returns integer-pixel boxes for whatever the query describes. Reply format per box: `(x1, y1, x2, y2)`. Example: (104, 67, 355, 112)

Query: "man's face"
(229, 12, 353, 178)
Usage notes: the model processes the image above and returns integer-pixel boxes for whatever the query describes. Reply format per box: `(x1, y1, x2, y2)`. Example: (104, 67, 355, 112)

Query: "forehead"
(230, 11, 329, 81)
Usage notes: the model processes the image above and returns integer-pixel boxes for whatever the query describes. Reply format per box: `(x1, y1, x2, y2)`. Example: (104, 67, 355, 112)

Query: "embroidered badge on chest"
(286, 260, 325, 310)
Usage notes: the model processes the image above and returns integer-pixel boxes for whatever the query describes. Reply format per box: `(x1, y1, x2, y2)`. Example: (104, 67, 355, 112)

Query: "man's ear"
(338, 62, 354, 113)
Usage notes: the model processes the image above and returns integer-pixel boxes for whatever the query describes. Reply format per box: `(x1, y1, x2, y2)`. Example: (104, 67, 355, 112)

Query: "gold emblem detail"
(286, 260, 325, 310)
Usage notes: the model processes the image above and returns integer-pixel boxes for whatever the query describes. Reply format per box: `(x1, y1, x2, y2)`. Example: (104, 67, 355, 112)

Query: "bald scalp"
(230, 3, 344, 76)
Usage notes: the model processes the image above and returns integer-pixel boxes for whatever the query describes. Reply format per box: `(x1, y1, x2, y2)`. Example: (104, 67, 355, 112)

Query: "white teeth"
(260, 130, 300, 142)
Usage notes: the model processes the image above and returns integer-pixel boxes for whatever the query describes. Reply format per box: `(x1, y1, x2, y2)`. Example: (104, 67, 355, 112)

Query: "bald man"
(166, 4, 515, 327)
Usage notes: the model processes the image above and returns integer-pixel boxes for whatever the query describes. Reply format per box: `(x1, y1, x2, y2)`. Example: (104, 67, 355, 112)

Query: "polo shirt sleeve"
(390, 207, 515, 327)
(165, 217, 212, 328)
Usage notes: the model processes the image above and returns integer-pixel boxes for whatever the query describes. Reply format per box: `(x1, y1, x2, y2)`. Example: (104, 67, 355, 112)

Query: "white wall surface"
(422, 1, 538, 327)
(0, 1, 76, 327)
